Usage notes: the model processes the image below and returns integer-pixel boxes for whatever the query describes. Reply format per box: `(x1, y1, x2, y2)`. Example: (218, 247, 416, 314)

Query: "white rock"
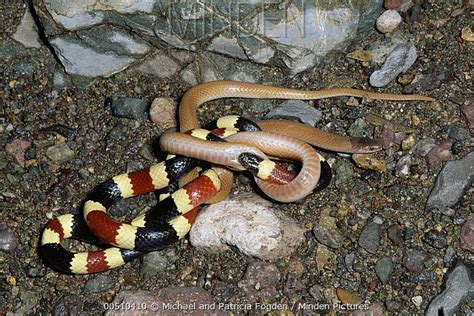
(12, 9, 42, 48)
(411, 295, 423, 307)
(44, 0, 155, 30)
(180, 66, 198, 86)
(250, 4, 358, 74)
(248, 46, 275, 64)
(44, 0, 104, 30)
(207, 35, 248, 60)
(369, 43, 417, 87)
(136, 53, 179, 78)
(99, 0, 155, 14)
(198, 55, 222, 82)
(376, 10, 402, 34)
(110, 31, 150, 55)
(52, 69, 70, 88)
(179, 55, 221, 85)
(50, 37, 135, 77)
(190, 193, 306, 260)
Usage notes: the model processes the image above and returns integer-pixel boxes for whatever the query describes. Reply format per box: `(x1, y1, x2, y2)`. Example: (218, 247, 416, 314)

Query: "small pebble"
(460, 27, 474, 42)
(460, 218, 474, 253)
(78, 168, 90, 179)
(447, 126, 470, 141)
(412, 137, 436, 157)
(107, 123, 126, 141)
(52, 295, 83, 316)
(0, 225, 18, 253)
(336, 288, 362, 304)
(12, 8, 42, 48)
(401, 134, 416, 150)
(6, 275, 16, 286)
(387, 224, 404, 245)
(344, 252, 356, 272)
(313, 210, 344, 249)
(136, 53, 180, 78)
(84, 275, 114, 293)
(423, 229, 448, 249)
(408, 2, 423, 22)
(348, 118, 373, 137)
(346, 97, 360, 107)
(149, 97, 177, 129)
(45, 143, 75, 163)
(308, 284, 323, 300)
(395, 155, 412, 177)
(376, 10, 402, 34)
(403, 248, 428, 273)
(283, 273, 305, 296)
(384, 0, 402, 9)
(398, 71, 416, 85)
(110, 97, 149, 119)
(237, 262, 280, 302)
(288, 261, 305, 274)
(352, 153, 387, 172)
(394, 132, 407, 144)
(451, 141, 464, 155)
(140, 252, 170, 278)
(346, 108, 364, 119)
(138, 144, 155, 160)
(126, 161, 144, 173)
(26, 261, 47, 278)
(375, 256, 394, 284)
(444, 245, 456, 264)
(5, 139, 31, 167)
(315, 244, 335, 272)
(411, 295, 423, 308)
(411, 115, 421, 126)
(404, 227, 416, 241)
(334, 160, 354, 191)
(414, 271, 438, 284)
(425, 139, 453, 165)
(352, 179, 371, 196)
(378, 122, 395, 149)
(353, 257, 367, 272)
(358, 220, 383, 254)
(370, 43, 417, 87)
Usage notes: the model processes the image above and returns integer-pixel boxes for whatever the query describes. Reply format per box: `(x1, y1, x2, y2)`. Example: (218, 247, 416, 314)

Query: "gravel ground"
(1, 1, 473, 315)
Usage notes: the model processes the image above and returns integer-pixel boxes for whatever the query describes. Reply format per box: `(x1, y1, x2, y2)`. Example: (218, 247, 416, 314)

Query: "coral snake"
(40, 81, 434, 274)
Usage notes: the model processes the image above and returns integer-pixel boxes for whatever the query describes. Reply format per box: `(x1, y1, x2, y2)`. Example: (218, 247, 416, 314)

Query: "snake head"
(350, 137, 383, 153)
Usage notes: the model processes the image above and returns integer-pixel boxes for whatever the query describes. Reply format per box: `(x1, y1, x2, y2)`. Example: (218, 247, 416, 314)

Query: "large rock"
(189, 193, 306, 260)
(425, 152, 474, 212)
(12, 8, 42, 48)
(426, 262, 474, 316)
(32, 0, 383, 77)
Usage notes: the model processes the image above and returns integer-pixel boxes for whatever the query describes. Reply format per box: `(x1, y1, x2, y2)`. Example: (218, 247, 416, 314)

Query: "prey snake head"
(350, 137, 384, 153)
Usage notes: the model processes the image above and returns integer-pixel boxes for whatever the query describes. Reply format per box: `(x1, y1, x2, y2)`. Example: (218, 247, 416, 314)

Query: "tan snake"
(160, 80, 434, 202)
